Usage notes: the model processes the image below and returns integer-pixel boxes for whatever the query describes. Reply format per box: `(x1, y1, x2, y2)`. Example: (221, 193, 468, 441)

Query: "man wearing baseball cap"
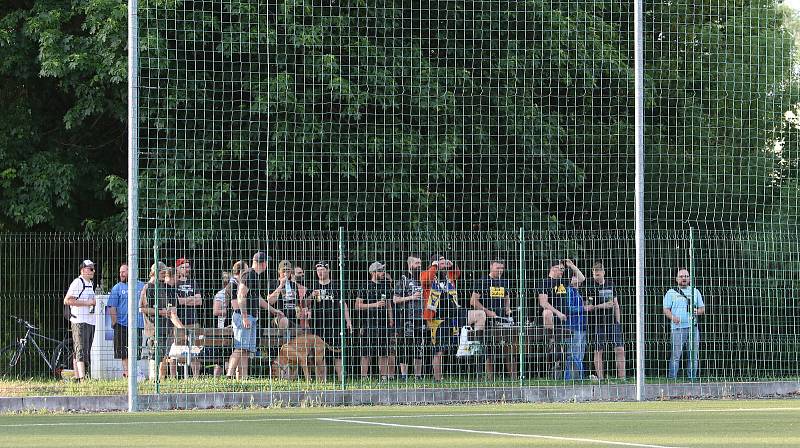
(63, 259, 97, 381)
(263, 260, 298, 341)
(354, 261, 394, 380)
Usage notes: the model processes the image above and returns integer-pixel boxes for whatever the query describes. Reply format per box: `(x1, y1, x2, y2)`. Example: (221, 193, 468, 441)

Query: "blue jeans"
(669, 326, 700, 379)
(564, 329, 586, 380)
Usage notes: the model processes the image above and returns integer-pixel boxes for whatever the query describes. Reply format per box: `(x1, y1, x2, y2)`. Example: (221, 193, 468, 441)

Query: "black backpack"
(64, 277, 95, 321)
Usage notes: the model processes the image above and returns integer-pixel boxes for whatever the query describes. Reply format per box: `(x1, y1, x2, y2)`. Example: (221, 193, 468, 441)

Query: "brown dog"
(271, 333, 339, 382)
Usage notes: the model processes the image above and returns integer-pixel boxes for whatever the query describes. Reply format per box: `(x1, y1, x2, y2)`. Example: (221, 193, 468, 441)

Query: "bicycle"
(0, 315, 73, 378)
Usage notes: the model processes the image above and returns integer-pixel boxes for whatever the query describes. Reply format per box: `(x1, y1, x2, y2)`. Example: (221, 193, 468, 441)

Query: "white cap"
(368, 261, 386, 273)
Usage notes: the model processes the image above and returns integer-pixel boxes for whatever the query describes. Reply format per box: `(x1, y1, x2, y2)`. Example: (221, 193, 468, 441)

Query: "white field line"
(0, 406, 798, 428)
(319, 417, 687, 448)
(338, 406, 800, 420)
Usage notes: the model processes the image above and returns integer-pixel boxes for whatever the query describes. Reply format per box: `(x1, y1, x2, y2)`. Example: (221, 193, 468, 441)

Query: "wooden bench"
(169, 328, 233, 364)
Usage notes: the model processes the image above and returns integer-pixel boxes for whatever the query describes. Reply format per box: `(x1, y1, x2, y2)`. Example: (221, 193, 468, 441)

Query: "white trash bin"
(90, 295, 124, 379)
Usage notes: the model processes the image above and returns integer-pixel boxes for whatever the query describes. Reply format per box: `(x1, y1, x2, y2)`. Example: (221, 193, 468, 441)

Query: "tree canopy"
(1, 0, 798, 235)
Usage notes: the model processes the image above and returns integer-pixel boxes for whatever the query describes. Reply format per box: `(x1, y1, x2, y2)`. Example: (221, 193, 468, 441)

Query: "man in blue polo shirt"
(663, 268, 706, 380)
(107, 263, 146, 378)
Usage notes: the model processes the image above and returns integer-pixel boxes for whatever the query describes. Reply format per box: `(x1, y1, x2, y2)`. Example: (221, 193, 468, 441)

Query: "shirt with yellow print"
(472, 276, 512, 317)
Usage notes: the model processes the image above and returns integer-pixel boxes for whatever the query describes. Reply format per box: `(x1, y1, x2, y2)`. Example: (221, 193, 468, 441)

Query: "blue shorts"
(232, 312, 258, 353)
(593, 322, 624, 350)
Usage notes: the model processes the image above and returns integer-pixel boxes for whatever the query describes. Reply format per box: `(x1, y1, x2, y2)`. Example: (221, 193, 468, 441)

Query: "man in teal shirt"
(107, 263, 146, 378)
(663, 269, 706, 380)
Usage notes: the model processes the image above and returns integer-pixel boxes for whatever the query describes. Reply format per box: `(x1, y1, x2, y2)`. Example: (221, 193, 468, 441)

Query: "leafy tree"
(133, 0, 799, 236)
(0, 0, 127, 232)
(0, 0, 797, 236)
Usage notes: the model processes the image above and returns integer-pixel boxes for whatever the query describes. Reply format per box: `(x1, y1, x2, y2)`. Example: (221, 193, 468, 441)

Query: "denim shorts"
(232, 312, 258, 352)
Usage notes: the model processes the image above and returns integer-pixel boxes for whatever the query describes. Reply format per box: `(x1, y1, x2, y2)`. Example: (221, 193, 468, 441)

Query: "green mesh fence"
(2, 0, 800, 408)
(3, 230, 798, 403)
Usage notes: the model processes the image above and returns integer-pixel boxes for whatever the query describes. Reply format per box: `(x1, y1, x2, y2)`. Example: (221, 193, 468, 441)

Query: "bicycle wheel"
(0, 343, 24, 378)
(50, 338, 74, 378)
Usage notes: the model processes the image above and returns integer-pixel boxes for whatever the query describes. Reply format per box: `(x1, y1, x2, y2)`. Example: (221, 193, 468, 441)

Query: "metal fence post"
(338, 226, 346, 390)
(518, 227, 526, 386)
(153, 229, 160, 394)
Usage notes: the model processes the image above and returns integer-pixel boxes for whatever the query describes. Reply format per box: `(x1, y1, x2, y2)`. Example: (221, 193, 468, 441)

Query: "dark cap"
(315, 261, 330, 269)
(253, 251, 270, 263)
(430, 253, 446, 265)
(550, 259, 565, 268)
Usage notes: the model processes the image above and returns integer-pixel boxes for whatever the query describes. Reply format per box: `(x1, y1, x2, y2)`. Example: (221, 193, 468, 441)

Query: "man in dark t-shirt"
(140, 263, 179, 379)
(471, 258, 515, 379)
(175, 258, 202, 327)
(583, 261, 625, 379)
(355, 262, 394, 380)
(230, 251, 278, 379)
(308, 261, 352, 382)
(174, 258, 203, 377)
(537, 259, 586, 377)
(393, 255, 425, 381)
(537, 259, 585, 331)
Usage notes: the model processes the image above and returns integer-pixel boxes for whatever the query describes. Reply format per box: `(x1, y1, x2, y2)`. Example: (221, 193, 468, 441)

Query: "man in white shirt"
(63, 259, 97, 381)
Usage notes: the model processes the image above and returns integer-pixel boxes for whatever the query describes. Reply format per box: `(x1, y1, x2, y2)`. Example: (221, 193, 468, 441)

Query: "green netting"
(3, 0, 800, 408)
(1, 230, 798, 401)
(131, 0, 800, 401)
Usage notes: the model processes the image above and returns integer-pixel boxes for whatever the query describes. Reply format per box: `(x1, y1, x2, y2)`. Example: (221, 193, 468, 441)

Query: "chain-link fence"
(1, 230, 798, 407)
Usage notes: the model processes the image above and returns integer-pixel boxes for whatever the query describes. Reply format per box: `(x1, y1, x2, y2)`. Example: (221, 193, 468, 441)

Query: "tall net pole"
(126, 0, 141, 413)
(634, 0, 647, 401)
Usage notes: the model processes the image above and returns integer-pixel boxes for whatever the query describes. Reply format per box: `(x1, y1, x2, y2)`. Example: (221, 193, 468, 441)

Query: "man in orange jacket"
(421, 254, 486, 381)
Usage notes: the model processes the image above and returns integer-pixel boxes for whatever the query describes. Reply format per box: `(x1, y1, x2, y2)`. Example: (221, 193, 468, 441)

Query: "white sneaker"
(456, 341, 483, 357)
(456, 342, 472, 357)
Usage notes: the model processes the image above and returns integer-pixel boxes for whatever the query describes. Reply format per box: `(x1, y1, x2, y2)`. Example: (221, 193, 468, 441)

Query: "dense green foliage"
(0, 0, 128, 231)
(137, 0, 800, 234)
(0, 0, 798, 234)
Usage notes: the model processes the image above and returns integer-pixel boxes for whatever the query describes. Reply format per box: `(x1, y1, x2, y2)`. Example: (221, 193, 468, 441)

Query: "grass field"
(0, 400, 798, 447)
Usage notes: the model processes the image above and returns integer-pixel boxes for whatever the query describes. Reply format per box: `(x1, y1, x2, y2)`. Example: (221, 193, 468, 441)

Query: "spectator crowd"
(61, 253, 705, 382)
